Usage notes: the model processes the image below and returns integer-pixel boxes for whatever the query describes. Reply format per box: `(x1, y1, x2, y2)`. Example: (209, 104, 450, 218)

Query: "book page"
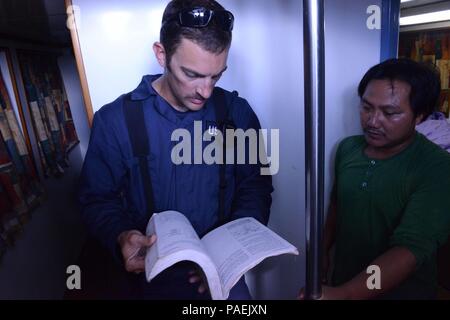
(144, 211, 224, 299)
(145, 211, 206, 278)
(147, 211, 205, 257)
(201, 217, 299, 299)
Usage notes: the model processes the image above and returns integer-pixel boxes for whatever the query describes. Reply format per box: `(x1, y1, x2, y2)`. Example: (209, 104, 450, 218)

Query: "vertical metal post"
(303, 0, 325, 300)
(381, 0, 401, 61)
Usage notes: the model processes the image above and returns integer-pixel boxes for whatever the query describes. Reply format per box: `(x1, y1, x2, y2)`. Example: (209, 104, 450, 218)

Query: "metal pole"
(380, 0, 401, 61)
(303, 0, 325, 300)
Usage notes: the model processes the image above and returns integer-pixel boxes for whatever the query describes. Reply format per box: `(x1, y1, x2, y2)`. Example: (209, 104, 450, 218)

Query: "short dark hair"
(358, 58, 441, 119)
(160, 0, 232, 65)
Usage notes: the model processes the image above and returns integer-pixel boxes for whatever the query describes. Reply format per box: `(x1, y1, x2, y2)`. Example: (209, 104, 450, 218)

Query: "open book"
(144, 210, 299, 300)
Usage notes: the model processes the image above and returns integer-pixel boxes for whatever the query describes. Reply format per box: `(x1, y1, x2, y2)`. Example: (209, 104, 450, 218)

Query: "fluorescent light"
(401, 0, 414, 3)
(400, 10, 450, 26)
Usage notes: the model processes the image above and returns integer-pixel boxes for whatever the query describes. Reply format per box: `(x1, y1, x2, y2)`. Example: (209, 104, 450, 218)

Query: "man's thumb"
(147, 234, 157, 246)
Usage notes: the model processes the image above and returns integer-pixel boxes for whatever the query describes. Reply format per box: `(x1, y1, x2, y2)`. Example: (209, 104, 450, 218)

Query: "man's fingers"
(187, 270, 208, 294)
(198, 284, 207, 294)
(297, 288, 305, 300)
(126, 257, 145, 273)
(148, 234, 157, 246)
(129, 233, 147, 245)
(129, 233, 156, 248)
(120, 231, 155, 274)
(189, 275, 202, 284)
(128, 259, 145, 271)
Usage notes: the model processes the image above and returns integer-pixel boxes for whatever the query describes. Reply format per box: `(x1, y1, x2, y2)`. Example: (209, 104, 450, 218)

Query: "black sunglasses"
(163, 7, 234, 32)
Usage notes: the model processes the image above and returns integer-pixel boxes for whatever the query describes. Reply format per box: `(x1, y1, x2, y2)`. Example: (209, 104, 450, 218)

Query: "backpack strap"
(123, 95, 155, 217)
(213, 87, 235, 225)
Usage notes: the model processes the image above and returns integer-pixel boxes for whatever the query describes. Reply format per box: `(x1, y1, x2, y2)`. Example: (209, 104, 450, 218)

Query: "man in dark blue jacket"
(78, 0, 273, 299)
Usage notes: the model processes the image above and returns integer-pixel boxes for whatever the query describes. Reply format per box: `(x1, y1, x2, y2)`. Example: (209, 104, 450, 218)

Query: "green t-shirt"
(332, 132, 450, 299)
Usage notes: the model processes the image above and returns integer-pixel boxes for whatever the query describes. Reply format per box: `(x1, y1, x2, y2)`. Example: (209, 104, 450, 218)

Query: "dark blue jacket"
(78, 75, 273, 259)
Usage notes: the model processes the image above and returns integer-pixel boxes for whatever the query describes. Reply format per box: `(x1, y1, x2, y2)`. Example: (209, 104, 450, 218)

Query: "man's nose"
(367, 110, 382, 128)
(196, 78, 214, 100)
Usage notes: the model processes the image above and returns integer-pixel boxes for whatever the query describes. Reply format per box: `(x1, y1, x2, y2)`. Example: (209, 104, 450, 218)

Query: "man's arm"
(231, 161, 273, 224)
(229, 100, 273, 225)
(321, 246, 416, 300)
(79, 110, 154, 270)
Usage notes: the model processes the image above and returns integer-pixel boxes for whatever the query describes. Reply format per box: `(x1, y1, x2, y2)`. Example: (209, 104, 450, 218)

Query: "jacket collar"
(130, 74, 161, 101)
(130, 74, 214, 126)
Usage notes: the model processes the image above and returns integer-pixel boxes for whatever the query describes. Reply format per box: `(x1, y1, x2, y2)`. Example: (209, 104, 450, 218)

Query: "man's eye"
(384, 109, 400, 116)
(185, 72, 197, 78)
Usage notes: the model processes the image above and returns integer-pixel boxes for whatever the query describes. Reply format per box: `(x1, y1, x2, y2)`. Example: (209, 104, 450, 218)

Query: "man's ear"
(153, 42, 167, 68)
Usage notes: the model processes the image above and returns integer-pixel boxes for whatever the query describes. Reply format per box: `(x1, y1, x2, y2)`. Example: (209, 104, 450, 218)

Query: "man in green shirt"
(321, 59, 450, 299)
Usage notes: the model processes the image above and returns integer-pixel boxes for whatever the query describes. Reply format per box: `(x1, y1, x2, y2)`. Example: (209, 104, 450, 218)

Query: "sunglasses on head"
(164, 7, 234, 32)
